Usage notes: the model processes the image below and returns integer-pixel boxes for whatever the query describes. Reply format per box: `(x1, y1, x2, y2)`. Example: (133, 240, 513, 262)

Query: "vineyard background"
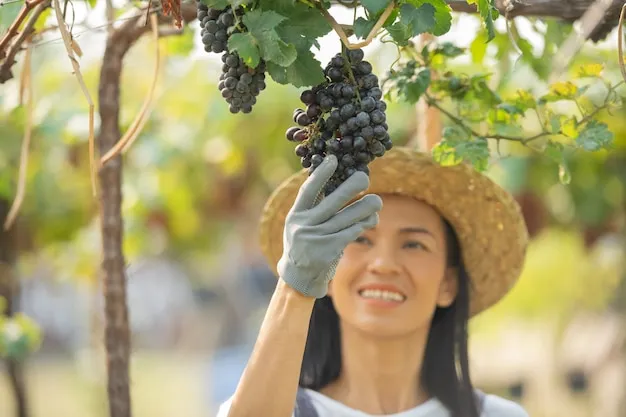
(1, 1, 626, 417)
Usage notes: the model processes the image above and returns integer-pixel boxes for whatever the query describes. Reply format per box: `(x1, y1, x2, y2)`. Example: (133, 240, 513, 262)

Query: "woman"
(217, 147, 530, 417)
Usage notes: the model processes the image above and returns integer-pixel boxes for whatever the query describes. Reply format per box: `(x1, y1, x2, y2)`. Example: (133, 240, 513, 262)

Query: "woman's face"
(328, 194, 458, 337)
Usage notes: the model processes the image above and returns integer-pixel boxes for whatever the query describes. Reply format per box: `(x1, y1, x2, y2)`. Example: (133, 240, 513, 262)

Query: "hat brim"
(258, 147, 529, 317)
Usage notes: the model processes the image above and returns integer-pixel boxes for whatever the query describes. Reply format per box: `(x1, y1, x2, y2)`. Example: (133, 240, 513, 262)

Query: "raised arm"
(220, 155, 382, 417)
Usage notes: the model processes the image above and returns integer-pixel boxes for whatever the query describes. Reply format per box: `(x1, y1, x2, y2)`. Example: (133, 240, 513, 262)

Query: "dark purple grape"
(295, 144, 309, 157)
(311, 154, 324, 167)
(370, 110, 386, 125)
(296, 112, 312, 126)
(300, 90, 315, 104)
(355, 61, 372, 75)
(353, 136, 366, 151)
(286, 126, 299, 141)
(347, 49, 364, 63)
(289, 49, 390, 193)
(306, 104, 322, 119)
(293, 130, 308, 142)
(360, 96, 376, 112)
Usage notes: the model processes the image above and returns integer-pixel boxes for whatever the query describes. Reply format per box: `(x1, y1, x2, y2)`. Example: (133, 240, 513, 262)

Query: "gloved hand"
(277, 154, 382, 298)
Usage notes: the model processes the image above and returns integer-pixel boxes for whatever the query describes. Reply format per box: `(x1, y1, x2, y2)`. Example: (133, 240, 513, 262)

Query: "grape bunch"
(218, 53, 267, 114)
(285, 48, 392, 195)
(197, 2, 267, 114)
(197, 3, 239, 54)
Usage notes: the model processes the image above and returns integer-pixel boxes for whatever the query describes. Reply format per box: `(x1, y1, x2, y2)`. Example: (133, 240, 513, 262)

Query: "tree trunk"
(0, 199, 28, 417)
(95, 6, 196, 416)
(97, 16, 149, 417)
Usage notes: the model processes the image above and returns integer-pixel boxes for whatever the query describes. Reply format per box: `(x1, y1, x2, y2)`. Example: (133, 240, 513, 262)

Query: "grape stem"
(341, 47, 362, 103)
(315, 0, 395, 50)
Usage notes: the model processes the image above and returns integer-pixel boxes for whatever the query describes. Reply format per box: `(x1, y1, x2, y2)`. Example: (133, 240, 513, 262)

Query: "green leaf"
(404, 68, 431, 103)
(470, 30, 488, 64)
(508, 89, 536, 111)
(399, 3, 436, 37)
(575, 121, 614, 151)
(271, 2, 331, 49)
(405, 0, 452, 36)
(354, 17, 376, 39)
(433, 42, 464, 58)
(361, 0, 391, 14)
(242, 10, 297, 67)
(433, 134, 490, 171)
(539, 81, 580, 103)
(228, 33, 261, 67)
(386, 21, 413, 46)
(466, 0, 498, 41)
(200, 0, 229, 8)
(266, 48, 326, 87)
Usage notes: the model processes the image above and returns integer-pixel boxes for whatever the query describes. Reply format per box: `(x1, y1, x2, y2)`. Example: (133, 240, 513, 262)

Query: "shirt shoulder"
(481, 394, 528, 417)
(215, 396, 296, 417)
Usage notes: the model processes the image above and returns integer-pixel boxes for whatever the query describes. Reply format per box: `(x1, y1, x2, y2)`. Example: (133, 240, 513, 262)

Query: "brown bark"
(96, 6, 196, 417)
(446, 0, 624, 41)
(0, 200, 28, 417)
(97, 15, 150, 417)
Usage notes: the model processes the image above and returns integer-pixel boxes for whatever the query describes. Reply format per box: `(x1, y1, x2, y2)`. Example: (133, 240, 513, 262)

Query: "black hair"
(298, 219, 481, 417)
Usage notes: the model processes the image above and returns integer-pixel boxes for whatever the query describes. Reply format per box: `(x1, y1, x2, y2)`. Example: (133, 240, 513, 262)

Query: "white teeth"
(359, 289, 405, 302)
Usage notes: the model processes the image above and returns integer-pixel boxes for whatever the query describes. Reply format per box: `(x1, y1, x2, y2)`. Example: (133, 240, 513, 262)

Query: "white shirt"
(216, 388, 529, 417)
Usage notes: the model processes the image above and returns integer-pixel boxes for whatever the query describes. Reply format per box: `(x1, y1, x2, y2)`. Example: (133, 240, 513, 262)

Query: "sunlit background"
(1, 2, 625, 417)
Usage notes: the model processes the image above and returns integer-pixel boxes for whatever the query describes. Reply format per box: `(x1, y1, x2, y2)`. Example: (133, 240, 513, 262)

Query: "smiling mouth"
(358, 289, 406, 303)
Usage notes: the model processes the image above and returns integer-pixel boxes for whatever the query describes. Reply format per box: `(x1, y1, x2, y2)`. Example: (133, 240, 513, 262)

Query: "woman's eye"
(404, 241, 427, 250)
(354, 236, 370, 244)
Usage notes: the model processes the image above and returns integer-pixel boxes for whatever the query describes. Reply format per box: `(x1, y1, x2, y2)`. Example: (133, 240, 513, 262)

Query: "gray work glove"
(277, 154, 382, 298)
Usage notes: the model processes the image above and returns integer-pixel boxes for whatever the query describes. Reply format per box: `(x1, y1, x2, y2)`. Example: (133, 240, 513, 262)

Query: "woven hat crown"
(258, 147, 529, 316)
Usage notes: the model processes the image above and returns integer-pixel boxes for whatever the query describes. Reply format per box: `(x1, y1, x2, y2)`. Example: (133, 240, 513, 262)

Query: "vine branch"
(0, 0, 50, 83)
(100, 13, 161, 166)
(317, 0, 394, 50)
(52, 0, 97, 196)
(3, 43, 33, 231)
(0, 0, 46, 52)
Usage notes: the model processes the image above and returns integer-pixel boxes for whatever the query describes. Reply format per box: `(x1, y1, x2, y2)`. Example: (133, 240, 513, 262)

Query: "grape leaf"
(466, 0, 498, 41)
(228, 33, 261, 67)
(404, 69, 431, 103)
(242, 10, 297, 67)
(362, 0, 391, 14)
(272, 2, 332, 49)
(433, 135, 490, 171)
(470, 30, 488, 64)
(354, 17, 377, 39)
(539, 81, 579, 103)
(386, 21, 413, 45)
(399, 3, 436, 37)
(405, 0, 452, 36)
(575, 121, 614, 151)
(266, 48, 325, 87)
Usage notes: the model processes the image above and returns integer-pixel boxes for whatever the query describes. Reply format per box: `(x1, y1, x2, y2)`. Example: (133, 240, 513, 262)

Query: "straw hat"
(258, 147, 529, 317)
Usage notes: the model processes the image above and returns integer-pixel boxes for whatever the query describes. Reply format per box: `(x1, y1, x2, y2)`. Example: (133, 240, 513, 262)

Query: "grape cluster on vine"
(286, 49, 392, 195)
(197, 2, 266, 114)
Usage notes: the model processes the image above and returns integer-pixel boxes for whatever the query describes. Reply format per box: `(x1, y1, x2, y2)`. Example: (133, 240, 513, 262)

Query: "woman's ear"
(436, 267, 458, 308)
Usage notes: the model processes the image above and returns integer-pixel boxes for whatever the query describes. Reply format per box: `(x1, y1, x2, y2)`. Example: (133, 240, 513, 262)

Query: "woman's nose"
(366, 245, 401, 275)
